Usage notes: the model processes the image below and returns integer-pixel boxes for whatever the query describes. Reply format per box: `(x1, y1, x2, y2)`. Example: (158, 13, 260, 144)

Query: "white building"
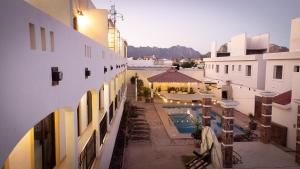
(0, 0, 127, 169)
(204, 18, 300, 150)
(204, 33, 269, 114)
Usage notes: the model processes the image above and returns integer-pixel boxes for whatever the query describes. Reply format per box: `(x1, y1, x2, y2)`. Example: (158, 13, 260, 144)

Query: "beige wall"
(7, 129, 33, 169)
(77, 9, 109, 46)
(25, 0, 72, 26)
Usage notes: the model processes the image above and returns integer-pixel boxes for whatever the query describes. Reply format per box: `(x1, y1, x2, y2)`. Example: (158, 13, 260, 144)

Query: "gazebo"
(147, 68, 201, 94)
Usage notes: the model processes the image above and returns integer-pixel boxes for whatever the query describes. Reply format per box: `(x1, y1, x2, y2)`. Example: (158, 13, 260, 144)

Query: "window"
(232, 65, 234, 71)
(41, 27, 46, 51)
(50, 31, 54, 52)
(212, 64, 214, 69)
(29, 23, 36, 49)
(238, 65, 242, 71)
(273, 65, 283, 79)
(294, 65, 300, 72)
(216, 65, 219, 73)
(224, 65, 229, 74)
(87, 91, 92, 125)
(246, 65, 252, 76)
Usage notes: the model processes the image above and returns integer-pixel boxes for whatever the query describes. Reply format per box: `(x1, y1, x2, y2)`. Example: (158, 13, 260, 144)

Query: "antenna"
(108, 4, 124, 25)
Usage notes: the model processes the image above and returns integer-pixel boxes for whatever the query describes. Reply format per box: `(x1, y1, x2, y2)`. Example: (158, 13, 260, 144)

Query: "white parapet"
(219, 100, 239, 108)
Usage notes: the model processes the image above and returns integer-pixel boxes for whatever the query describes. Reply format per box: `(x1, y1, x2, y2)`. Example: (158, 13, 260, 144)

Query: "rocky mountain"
(217, 43, 289, 53)
(269, 44, 289, 53)
(128, 45, 202, 59)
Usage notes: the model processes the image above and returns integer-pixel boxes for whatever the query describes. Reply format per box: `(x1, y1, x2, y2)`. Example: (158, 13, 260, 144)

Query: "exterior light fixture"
(51, 67, 63, 86)
(77, 10, 84, 16)
(104, 66, 107, 74)
(110, 65, 113, 70)
(85, 68, 91, 79)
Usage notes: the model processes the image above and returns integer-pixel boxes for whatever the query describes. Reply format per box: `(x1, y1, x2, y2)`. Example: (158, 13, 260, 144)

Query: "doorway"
(34, 113, 56, 169)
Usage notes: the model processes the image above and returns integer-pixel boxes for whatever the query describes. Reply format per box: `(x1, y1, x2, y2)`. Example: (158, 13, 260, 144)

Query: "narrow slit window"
(29, 23, 36, 49)
(41, 27, 46, 51)
(294, 65, 300, 72)
(50, 31, 54, 52)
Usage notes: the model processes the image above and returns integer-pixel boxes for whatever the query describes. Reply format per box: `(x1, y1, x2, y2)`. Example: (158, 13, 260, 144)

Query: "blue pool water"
(163, 105, 245, 136)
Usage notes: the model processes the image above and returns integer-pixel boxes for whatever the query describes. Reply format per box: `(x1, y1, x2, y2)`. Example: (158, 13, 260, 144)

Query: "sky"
(93, 0, 300, 53)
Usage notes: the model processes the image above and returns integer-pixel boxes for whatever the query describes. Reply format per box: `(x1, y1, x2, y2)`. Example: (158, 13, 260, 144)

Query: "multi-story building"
(204, 33, 269, 114)
(0, 0, 127, 169)
(204, 18, 300, 150)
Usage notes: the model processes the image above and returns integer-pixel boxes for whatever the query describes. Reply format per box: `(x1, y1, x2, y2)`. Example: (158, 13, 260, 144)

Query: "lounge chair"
(185, 144, 213, 169)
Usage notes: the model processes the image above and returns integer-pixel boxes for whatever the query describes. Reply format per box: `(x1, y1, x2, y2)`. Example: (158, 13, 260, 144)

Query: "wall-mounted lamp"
(77, 10, 84, 16)
(51, 67, 63, 86)
(110, 65, 113, 70)
(104, 66, 107, 74)
(85, 68, 91, 79)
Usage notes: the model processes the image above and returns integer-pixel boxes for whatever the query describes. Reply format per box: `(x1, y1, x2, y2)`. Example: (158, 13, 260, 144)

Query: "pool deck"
(123, 100, 300, 169)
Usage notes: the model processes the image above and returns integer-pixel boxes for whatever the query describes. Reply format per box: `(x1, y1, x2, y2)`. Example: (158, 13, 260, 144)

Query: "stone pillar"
(200, 92, 214, 127)
(219, 100, 239, 168)
(295, 99, 300, 164)
(260, 92, 276, 144)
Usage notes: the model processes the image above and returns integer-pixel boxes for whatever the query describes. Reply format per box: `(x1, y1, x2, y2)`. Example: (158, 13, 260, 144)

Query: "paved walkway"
(123, 102, 195, 169)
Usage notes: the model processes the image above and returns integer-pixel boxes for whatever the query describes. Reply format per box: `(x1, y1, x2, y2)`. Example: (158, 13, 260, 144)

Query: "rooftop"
(147, 69, 201, 83)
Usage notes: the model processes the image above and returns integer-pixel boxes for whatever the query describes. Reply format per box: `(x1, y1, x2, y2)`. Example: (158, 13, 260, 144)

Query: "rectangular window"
(29, 23, 36, 49)
(224, 65, 229, 74)
(216, 65, 219, 73)
(238, 65, 242, 71)
(273, 65, 283, 79)
(87, 91, 92, 125)
(212, 64, 214, 69)
(294, 65, 300, 72)
(246, 65, 252, 76)
(50, 31, 54, 52)
(232, 65, 234, 71)
(41, 27, 46, 51)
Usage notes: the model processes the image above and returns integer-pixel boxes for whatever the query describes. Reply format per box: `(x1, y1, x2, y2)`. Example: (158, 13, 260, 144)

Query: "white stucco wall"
(204, 55, 265, 90)
(228, 33, 246, 56)
(290, 18, 300, 52)
(0, 0, 127, 167)
(264, 52, 300, 94)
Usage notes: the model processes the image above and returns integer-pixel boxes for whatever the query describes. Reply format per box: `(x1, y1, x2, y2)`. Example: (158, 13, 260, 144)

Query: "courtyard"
(122, 100, 300, 169)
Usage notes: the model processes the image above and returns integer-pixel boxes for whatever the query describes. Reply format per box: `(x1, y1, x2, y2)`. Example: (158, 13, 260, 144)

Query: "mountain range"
(128, 45, 202, 59)
(128, 44, 289, 59)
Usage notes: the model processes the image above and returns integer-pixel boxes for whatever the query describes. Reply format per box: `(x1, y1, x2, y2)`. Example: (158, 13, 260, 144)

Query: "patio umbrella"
(200, 126, 222, 169)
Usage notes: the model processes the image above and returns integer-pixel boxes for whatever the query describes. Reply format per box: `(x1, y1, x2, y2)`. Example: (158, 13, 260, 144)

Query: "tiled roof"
(273, 90, 292, 105)
(147, 69, 201, 83)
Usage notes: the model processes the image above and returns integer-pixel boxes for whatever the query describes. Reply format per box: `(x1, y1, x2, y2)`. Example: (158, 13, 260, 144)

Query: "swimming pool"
(163, 105, 245, 136)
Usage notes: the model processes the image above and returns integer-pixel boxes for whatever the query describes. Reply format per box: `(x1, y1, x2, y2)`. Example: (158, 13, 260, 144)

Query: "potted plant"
(248, 113, 257, 130)
(143, 87, 151, 103)
(191, 119, 202, 147)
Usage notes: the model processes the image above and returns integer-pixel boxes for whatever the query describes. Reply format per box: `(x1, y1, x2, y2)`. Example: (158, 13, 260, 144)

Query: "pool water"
(163, 105, 245, 136)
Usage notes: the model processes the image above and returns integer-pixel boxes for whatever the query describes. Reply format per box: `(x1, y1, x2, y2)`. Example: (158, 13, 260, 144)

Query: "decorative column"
(295, 99, 300, 164)
(220, 100, 239, 168)
(260, 91, 276, 144)
(200, 92, 214, 127)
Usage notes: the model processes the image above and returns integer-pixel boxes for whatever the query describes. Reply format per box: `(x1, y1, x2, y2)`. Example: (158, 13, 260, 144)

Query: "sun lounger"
(185, 144, 213, 169)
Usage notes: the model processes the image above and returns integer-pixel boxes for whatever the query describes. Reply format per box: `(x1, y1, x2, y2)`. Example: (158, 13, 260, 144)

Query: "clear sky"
(93, 0, 300, 53)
